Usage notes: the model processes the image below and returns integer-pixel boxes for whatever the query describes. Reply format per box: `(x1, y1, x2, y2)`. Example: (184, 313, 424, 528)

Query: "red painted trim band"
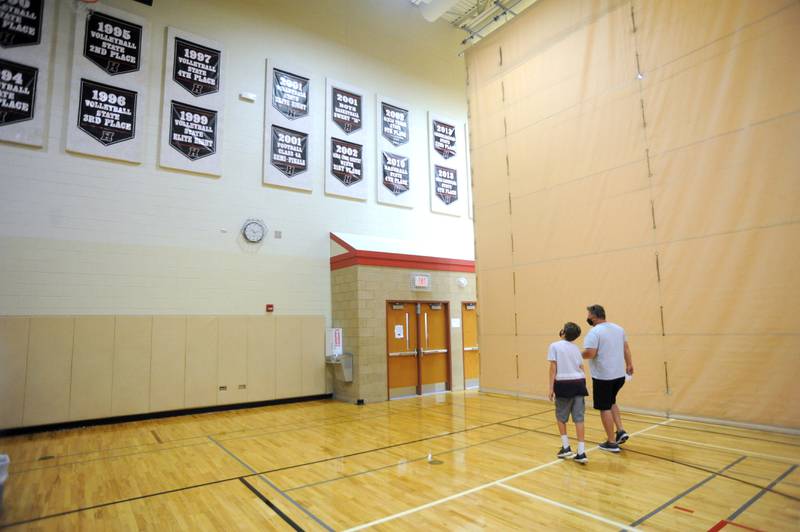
(329, 234, 475, 273)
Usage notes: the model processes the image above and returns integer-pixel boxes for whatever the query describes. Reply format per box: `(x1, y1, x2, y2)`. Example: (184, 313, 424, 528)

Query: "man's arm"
(624, 341, 634, 375)
(582, 347, 597, 360)
(548, 361, 556, 401)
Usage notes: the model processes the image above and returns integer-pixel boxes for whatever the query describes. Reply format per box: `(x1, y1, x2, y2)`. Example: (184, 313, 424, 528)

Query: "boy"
(548, 322, 589, 464)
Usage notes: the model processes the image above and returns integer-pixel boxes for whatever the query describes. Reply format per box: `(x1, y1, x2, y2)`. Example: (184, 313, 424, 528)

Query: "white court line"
(343, 419, 673, 531)
(640, 433, 800, 464)
(497, 483, 636, 531)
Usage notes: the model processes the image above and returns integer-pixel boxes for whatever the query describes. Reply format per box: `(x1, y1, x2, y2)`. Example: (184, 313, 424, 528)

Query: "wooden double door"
(386, 301, 450, 399)
(462, 302, 480, 389)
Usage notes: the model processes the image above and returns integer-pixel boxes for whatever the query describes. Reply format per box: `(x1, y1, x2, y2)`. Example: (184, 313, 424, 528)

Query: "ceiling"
(411, 0, 538, 47)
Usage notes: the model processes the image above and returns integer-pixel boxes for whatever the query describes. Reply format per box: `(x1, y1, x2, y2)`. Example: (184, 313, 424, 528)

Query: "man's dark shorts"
(592, 377, 625, 410)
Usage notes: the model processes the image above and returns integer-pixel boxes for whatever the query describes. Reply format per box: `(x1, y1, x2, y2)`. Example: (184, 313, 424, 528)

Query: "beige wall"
(466, 0, 800, 428)
(331, 266, 476, 403)
(0, 314, 324, 429)
(0, 0, 472, 318)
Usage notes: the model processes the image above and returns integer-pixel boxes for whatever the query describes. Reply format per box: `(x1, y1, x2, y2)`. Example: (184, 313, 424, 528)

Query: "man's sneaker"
(573, 453, 588, 464)
(557, 446, 574, 458)
(616, 430, 629, 445)
(599, 441, 620, 453)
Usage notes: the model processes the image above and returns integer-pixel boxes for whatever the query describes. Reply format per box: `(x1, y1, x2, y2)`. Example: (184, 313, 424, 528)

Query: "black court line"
(283, 425, 549, 493)
(727, 464, 798, 521)
(239, 478, 304, 532)
(627, 456, 747, 528)
(10, 402, 461, 474)
(209, 436, 334, 532)
(644, 421, 800, 448)
(0, 406, 554, 528)
(500, 424, 800, 502)
(0, 477, 241, 529)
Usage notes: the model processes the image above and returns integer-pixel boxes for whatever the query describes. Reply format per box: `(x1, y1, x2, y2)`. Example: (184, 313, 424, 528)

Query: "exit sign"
(411, 273, 431, 291)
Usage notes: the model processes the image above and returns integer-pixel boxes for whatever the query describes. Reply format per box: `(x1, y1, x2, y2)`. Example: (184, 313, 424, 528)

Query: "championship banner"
(263, 60, 314, 191)
(428, 112, 466, 217)
(376, 96, 414, 208)
(325, 78, 370, 200)
(66, 3, 149, 163)
(0, 0, 54, 147)
(159, 27, 224, 175)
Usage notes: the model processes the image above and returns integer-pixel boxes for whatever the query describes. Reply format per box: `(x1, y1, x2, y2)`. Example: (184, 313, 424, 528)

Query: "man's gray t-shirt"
(583, 322, 626, 380)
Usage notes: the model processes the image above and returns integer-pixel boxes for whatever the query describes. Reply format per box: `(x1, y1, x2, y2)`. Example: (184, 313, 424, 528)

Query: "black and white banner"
(264, 60, 314, 191)
(381, 102, 408, 147)
(331, 87, 361, 134)
(382, 152, 409, 196)
(160, 27, 223, 175)
(433, 165, 458, 205)
(270, 125, 307, 178)
(330, 137, 363, 187)
(0, 58, 36, 125)
(376, 96, 413, 208)
(83, 10, 141, 75)
(272, 68, 308, 120)
(432, 119, 456, 159)
(169, 101, 216, 160)
(325, 79, 369, 200)
(428, 112, 466, 216)
(0, 0, 43, 48)
(0, 0, 53, 147)
(78, 78, 136, 146)
(173, 37, 220, 96)
(67, 3, 148, 162)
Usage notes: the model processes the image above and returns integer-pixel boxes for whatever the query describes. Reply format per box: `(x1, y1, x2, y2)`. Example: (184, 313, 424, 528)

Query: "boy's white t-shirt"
(547, 340, 585, 380)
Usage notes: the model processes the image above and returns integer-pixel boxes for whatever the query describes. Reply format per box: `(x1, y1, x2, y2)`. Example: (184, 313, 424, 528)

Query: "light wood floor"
(1, 391, 798, 530)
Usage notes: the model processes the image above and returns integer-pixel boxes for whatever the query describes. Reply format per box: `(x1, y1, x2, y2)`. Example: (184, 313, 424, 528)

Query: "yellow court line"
(343, 419, 673, 531)
(497, 483, 636, 531)
(640, 433, 800, 464)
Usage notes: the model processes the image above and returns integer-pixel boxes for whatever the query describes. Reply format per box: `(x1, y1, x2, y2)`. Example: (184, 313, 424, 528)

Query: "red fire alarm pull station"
(266, 304, 274, 312)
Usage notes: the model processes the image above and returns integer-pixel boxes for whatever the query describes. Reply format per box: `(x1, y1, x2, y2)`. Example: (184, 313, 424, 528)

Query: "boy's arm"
(548, 361, 556, 401)
(624, 341, 634, 375)
(582, 347, 597, 359)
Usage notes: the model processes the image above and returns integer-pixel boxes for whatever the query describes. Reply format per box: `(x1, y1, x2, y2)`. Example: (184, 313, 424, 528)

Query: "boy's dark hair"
(563, 322, 581, 342)
(587, 304, 606, 319)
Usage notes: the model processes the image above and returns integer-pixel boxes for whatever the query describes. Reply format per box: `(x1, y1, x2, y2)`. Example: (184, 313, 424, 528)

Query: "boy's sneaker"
(573, 452, 588, 464)
(599, 441, 620, 453)
(557, 446, 574, 458)
(616, 430, 629, 445)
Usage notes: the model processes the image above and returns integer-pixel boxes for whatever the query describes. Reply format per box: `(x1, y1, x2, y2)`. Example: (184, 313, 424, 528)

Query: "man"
(582, 304, 634, 452)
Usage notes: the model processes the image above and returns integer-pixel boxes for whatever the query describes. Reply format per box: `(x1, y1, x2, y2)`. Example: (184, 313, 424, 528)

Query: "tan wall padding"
(467, 0, 800, 427)
(247, 316, 277, 402)
(276, 316, 303, 398)
(150, 316, 187, 412)
(218, 317, 249, 405)
(113, 316, 152, 416)
(24, 317, 73, 426)
(70, 316, 114, 421)
(185, 316, 219, 408)
(0, 317, 29, 428)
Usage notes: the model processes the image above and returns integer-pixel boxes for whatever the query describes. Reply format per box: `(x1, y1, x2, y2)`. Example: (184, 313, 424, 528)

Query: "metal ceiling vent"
(410, 0, 535, 46)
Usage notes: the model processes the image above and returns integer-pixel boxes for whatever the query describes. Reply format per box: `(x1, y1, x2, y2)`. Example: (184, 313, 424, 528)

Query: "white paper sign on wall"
(66, 3, 150, 163)
(394, 324, 404, 339)
(0, 0, 55, 148)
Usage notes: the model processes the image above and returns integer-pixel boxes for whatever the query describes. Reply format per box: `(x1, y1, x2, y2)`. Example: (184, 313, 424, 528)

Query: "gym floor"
(0, 392, 797, 530)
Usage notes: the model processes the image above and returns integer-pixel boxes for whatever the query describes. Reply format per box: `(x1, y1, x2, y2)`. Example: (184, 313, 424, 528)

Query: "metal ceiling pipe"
(418, 0, 463, 22)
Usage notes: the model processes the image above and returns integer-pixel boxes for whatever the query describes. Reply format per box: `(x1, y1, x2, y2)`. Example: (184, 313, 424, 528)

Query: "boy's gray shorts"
(555, 396, 585, 423)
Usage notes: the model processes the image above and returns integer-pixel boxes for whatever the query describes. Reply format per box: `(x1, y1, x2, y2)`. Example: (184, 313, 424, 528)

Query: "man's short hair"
(563, 322, 581, 342)
(587, 304, 606, 319)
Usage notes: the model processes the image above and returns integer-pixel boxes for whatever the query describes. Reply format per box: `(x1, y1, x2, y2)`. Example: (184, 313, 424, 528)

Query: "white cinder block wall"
(0, 0, 472, 318)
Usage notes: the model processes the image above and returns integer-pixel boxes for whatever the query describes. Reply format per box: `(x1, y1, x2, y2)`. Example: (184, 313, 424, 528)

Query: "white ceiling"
(412, 0, 538, 46)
